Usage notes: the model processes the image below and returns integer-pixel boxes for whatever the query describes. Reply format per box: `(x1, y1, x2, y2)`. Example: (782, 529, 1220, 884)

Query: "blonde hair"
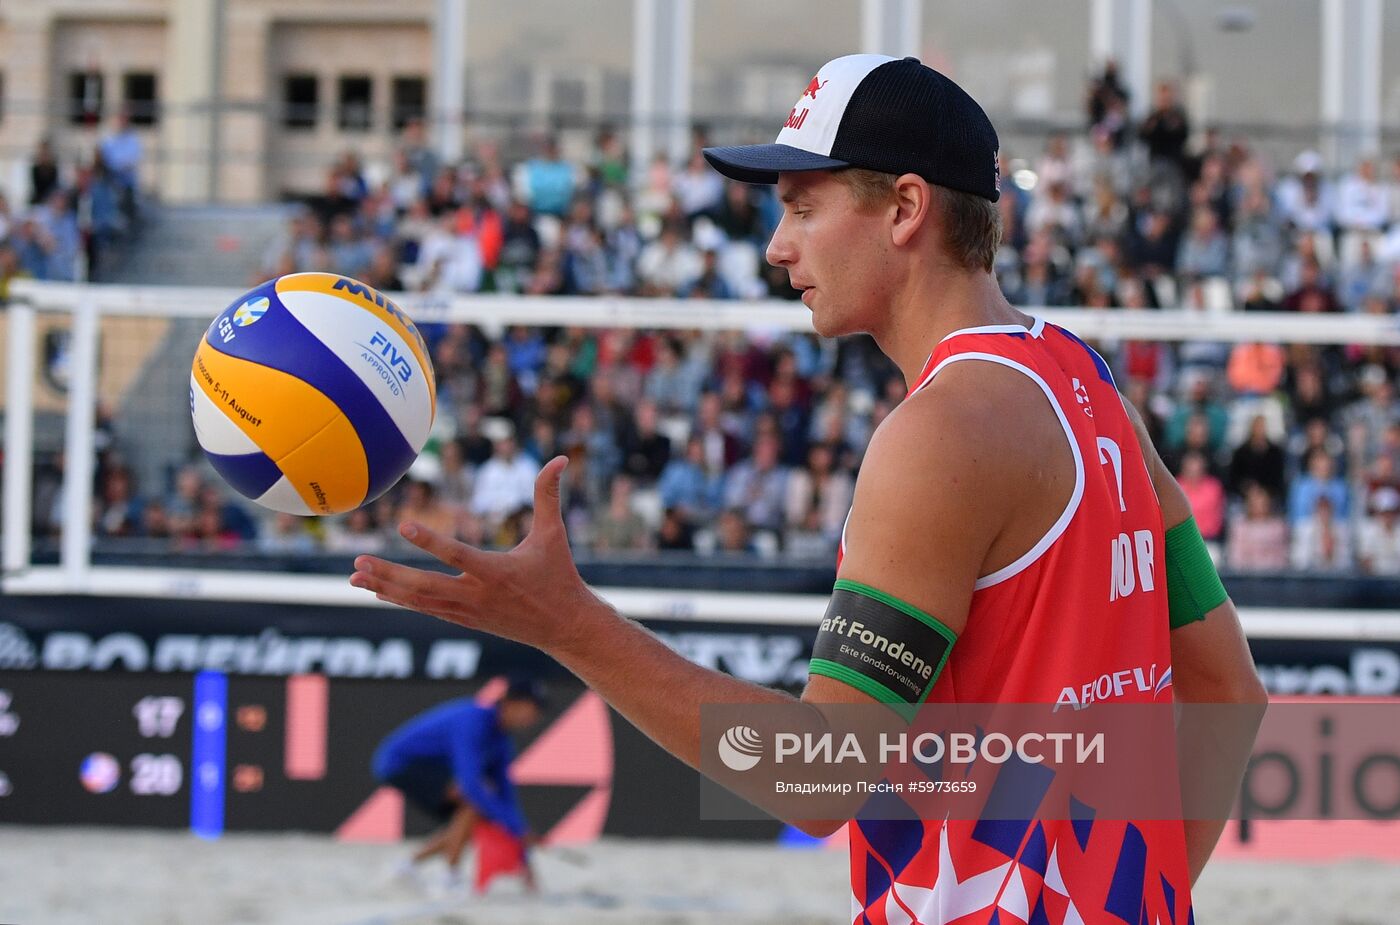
(832, 168, 1002, 273)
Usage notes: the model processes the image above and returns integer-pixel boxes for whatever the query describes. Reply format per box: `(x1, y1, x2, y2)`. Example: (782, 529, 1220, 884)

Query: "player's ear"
(889, 174, 931, 248)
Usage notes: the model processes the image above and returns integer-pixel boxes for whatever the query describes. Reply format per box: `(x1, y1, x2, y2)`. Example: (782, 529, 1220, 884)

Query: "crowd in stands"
(0, 111, 145, 295)
(51, 70, 1400, 574)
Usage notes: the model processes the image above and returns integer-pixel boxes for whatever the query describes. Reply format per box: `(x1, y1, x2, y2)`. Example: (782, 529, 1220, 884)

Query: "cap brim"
(702, 144, 850, 184)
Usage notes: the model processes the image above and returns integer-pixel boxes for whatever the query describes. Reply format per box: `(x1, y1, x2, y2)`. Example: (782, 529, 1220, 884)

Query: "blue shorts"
(381, 761, 454, 822)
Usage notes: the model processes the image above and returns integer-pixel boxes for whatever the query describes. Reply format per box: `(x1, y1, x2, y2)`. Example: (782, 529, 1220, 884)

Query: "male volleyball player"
(353, 55, 1266, 923)
(372, 678, 544, 893)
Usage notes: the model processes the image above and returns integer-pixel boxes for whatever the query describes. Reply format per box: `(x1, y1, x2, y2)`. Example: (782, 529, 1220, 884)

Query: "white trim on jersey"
(937, 317, 1046, 346)
(910, 317, 1047, 395)
(914, 351, 1086, 591)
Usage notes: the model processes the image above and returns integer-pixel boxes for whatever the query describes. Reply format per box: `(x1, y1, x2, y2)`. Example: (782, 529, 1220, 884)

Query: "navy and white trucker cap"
(703, 54, 1001, 201)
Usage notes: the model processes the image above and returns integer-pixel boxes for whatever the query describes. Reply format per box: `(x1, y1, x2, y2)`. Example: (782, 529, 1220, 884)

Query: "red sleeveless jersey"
(837, 318, 1192, 925)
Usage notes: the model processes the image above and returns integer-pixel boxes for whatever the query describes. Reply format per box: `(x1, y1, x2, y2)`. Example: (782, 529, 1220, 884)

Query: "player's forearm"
(1171, 599, 1268, 883)
(1183, 819, 1226, 885)
(552, 594, 797, 768)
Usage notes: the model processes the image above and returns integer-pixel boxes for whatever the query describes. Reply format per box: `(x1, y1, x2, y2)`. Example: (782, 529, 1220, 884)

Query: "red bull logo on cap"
(802, 76, 828, 100)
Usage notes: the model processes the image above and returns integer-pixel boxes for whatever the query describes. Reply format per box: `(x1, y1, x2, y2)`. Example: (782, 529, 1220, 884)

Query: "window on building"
(391, 76, 427, 131)
(123, 72, 158, 126)
(337, 75, 373, 131)
(283, 74, 319, 129)
(68, 70, 104, 126)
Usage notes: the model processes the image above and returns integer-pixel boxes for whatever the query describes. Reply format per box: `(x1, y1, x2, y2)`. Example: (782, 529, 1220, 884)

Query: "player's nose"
(766, 216, 796, 268)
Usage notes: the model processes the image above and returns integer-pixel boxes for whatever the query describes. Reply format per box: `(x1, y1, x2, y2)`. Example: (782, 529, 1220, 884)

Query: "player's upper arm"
(802, 368, 1028, 707)
(1120, 395, 1192, 530)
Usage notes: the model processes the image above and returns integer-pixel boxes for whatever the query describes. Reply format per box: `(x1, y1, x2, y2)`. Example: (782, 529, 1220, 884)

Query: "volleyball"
(190, 272, 436, 516)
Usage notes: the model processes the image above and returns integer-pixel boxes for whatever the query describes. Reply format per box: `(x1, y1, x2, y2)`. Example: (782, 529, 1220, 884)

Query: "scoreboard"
(0, 671, 597, 836)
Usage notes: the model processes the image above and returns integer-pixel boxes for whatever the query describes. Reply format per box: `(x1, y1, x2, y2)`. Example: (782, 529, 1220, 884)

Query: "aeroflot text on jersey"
(1055, 662, 1169, 711)
(773, 732, 1106, 766)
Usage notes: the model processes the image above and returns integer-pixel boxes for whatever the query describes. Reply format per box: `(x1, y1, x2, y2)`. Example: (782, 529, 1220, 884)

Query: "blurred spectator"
(140, 500, 172, 540)
(1291, 494, 1353, 572)
(1335, 158, 1389, 237)
(1138, 81, 1190, 172)
(1176, 451, 1226, 542)
(1226, 483, 1290, 572)
(1340, 367, 1400, 464)
(513, 136, 576, 217)
(29, 138, 60, 206)
(1282, 261, 1342, 314)
(620, 400, 672, 484)
(1226, 342, 1285, 397)
(1228, 415, 1287, 501)
(417, 211, 484, 293)
(657, 507, 696, 552)
(471, 436, 539, 524)
(1086, 60, 1130, 142)
(1337, 238, 1390, 310)
(1165, 372, 1229, 457)
(723, 433, 789, 534)
(395, 480, 459, 537)
(1287, 449, 1350, 525)
(713, 509, 758, 556)
(784, 443, 854, 543)
(1176, 208, 1230, 278)
(658, 437, 723, 521)
(258, 513, 318, 555)
(1231, 189, 1285, 282)
(591, 476, 651, 552)
(325, 508, 386, 554)
(99, 110, 143, 206)
(673, 150, 725, 220)
(1358, 486, 1400, 575)
(636, 222, 702, 295)
(96, 466, 141, 537)
(1277, 152, 1333, 234)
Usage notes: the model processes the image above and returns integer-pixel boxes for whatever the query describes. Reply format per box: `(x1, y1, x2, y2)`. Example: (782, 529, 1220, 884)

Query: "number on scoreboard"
(133, 696, 185, 738)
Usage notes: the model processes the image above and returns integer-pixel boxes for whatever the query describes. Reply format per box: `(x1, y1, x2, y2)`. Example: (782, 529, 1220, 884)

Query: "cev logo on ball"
(233, 297, 270, 327)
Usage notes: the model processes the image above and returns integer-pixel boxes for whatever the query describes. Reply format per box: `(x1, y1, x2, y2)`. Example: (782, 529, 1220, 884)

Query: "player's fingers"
(530, 456, 569, 534)
(398, 521, 489, 570)
(350, 556, 470, 598)
(376, 590, 472, 624)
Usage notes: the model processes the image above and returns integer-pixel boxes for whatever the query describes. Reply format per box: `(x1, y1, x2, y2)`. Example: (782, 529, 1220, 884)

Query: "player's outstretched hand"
(349, 456, 602, 652)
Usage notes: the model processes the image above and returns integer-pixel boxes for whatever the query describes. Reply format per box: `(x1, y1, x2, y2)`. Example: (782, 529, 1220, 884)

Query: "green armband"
(1164, 517, 1228, 629)
(808, 580, 955, 707)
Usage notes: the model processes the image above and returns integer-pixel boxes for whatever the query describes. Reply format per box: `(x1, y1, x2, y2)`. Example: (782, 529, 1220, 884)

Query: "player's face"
(767, 172, 892, 338)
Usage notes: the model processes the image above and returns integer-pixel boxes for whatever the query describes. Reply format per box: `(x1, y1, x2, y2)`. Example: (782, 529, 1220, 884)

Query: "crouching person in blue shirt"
(373, 678, 546, 891)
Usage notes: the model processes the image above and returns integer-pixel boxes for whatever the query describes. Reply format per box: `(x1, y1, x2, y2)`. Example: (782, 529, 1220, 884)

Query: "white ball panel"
(255, 476, 314, 515)
(279, 290, 434, 452)
(190, 372, 262, 455)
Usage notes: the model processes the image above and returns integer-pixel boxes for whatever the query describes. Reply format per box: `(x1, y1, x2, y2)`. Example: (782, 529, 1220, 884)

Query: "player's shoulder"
(876, 354, 1065, 468)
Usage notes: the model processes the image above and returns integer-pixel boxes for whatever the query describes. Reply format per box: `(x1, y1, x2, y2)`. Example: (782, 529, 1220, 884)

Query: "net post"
(2, 299, 37, 575)
(60, 294, 100, 589)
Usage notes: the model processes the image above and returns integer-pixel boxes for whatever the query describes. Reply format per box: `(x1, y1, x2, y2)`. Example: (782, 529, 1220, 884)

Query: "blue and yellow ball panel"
(204, 448, 283, 500)
(192, 335, 370, 514)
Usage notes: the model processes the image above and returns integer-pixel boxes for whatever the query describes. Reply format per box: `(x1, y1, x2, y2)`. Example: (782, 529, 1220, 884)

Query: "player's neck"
(875, 267, 1026, 389)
